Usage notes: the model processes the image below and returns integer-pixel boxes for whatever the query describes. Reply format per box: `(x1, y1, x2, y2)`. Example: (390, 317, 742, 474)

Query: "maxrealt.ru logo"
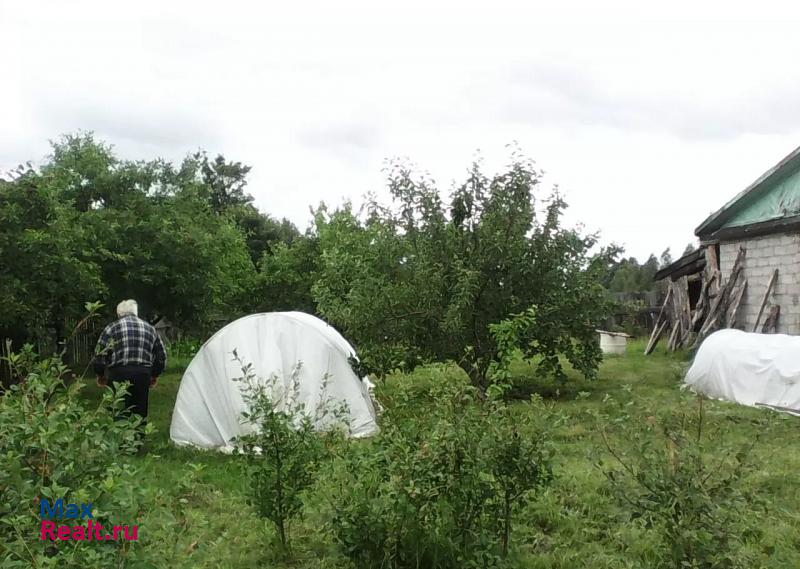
(39, 498, 139, 542)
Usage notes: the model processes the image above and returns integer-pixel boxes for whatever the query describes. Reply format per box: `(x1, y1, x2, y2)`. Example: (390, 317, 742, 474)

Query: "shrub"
(0, 344, 143, 568)
(168, 338, 203, 372)
(595, 395, 766, 568)
(233, 354, 347, 552)
(323, 379, 555, 568)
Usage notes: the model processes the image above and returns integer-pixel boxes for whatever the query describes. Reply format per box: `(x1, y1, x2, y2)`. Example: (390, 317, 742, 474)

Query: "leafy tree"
(641, 253, 660, 283)
(255, 235, 320, 313)
(177, 152, 301, 265)
(0, 168, 105, 344)
(229, 204, 301, 265)
(233, 353, 344, 552)
(1, 134, 259, 343)
(192, 151, 254, 212)
(313, 154, 614, 390)
(607, 253, 661, 293)
(659, 247, 673, 268)
(42, 132, 120, 211)
(86, 190, 256, 327)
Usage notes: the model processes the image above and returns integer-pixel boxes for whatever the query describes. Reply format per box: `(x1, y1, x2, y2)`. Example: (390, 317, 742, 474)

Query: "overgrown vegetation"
(1, 135, 795, 568)
(0, 345, 143, 568)
(323, 380, 555, 568)
(312, 155, 615, 389)
(233, 356, 342, 552)
(2, 340, 796, 567)
(0, 133, 301, 347)
(595, 394, 766, 568)
(2, 135, 614, 389)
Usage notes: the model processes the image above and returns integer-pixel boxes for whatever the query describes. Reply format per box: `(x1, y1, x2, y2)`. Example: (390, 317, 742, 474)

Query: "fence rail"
(0, 338, 12, 386)
(1, 318, 102, 385)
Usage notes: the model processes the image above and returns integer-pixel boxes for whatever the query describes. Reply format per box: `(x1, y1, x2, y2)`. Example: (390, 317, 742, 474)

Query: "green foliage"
(659, 248, 673, 268)
(233, 355, 344, 551)
(194, 151, 253, 213)
(167, 339, 203, 372)
(0, 133, 263, 341)
(87, 186, 256, 327)
(606, 254, 661, 294)
(229, 204, 301, 265)
(0, 166, 105, 339)
(0, 345, 143, 568)
(6, 338, 789, 568)
(313, 153, 615, 390)
(323, 379, 555, 568)
(595, 395, 765, 568)
(256, 235, 320, 313)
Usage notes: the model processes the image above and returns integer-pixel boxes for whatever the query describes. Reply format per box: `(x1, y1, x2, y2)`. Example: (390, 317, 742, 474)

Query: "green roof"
(695, 144, 800, 240)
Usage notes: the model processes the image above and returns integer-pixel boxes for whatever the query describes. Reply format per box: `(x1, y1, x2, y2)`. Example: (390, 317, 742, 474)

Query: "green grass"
(80, 340, 800, 568)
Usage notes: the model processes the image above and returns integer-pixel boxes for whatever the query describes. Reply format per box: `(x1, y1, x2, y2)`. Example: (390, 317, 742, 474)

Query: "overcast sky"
(3, 1, 800, 261)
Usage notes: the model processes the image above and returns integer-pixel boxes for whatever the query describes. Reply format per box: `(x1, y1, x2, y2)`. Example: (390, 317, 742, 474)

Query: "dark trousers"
(107, 365, 151, 429)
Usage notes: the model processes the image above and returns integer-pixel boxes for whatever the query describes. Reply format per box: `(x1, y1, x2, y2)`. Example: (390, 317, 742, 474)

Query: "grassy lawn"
(80, 341, 800, 568)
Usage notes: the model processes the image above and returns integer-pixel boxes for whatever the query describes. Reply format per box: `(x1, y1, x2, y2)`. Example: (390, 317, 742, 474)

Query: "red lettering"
(57, 525, 71, 540)
(124, 525, 139, 541)
(40, 520, 57, 540)
(72, 526, 86, 540)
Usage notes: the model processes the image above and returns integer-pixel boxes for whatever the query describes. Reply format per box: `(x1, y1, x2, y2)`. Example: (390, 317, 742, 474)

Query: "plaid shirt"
(93, 315, 167, 376)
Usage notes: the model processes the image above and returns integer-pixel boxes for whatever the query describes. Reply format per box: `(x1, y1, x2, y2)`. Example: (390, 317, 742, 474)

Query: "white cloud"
(3, 0, 800, 260)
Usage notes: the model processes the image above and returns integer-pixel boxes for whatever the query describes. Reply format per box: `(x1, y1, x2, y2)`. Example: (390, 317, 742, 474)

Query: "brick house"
(695, 145, 800, 335)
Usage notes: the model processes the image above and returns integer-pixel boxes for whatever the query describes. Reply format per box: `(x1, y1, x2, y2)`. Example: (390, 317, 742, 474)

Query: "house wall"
(719, 232, 800, 334)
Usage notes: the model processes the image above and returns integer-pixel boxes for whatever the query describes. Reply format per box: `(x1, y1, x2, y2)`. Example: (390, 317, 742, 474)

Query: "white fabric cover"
(170, 312, 379, 451)
(685, 329, 800, 414)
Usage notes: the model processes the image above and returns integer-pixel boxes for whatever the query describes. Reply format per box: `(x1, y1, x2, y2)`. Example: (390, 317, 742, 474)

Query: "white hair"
(116, 299, 138, 317)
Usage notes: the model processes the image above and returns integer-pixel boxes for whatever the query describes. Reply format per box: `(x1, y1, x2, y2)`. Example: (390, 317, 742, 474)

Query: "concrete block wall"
(719, 232, 800, 334)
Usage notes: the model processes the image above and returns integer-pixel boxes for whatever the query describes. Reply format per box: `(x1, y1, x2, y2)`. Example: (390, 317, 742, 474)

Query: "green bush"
(233, 355, 347, 553)
(595, 395, 766, 568)
(168, 338, 203, 372)
(0, 344, 143, 568)
(323, 380, 555, 568)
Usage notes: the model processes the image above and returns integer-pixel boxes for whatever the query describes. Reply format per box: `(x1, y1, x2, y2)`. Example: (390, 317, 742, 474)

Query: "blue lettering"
(40, 498, 63, 518)
(65, 503, 80, 519)
(81, 503, 94, 519)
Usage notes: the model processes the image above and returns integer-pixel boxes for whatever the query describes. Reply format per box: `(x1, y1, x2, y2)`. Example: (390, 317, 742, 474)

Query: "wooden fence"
(0, 338, 12, 387)
(1, 319, 102, 385)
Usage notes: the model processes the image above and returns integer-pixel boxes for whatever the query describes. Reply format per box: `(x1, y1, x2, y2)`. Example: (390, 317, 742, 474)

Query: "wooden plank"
(762, 305, 780, 333)
(705, 244, 720, 273)
(677, 276, 692, 347)
(668, 280, 682, 351)
(644, 287, 672, 355)
(644, 320, 669, 355)
(709, 214, 800, 242)
(667, 319, 682, 352)
(706, 269, 721, 298)
(724, 278, 747, 329)
(694, 246, 746, 347)
(752, 269, 779, 332)
(690, 273, 711, 329)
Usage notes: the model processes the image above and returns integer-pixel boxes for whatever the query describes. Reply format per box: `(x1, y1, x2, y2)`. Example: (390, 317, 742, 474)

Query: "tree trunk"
(463, 362, 490, 394)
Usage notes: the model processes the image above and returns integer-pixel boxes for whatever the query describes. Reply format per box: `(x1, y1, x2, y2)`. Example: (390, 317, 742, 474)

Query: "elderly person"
(94, 300, 167, 431)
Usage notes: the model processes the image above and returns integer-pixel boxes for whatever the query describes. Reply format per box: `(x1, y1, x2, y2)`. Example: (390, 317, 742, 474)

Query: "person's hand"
(150, 375, 158, 388)
(96, 375, 107, 388)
